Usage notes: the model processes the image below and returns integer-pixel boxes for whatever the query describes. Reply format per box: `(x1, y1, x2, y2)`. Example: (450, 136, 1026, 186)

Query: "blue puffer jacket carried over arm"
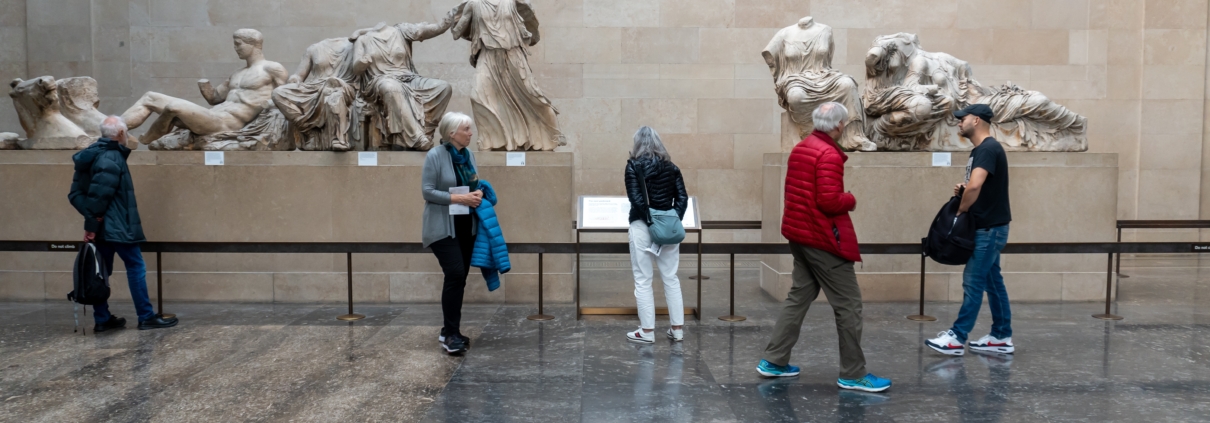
(471, 180, 510, 291)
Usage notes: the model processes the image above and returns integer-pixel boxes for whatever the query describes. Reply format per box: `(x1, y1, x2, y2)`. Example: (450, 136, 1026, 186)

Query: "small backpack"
(922, 192, 976, 266)
(68, 242, 110, 306)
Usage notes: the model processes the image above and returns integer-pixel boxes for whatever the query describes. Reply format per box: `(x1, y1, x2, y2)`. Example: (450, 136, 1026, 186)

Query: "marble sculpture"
(348, 14, 458, 151)
(863, 33, 1087, 151)
(763, 17, 876, 152)
(452, 0, 565, 151)
(273, 37, 359, 151)
(8, 76, 106, 150)
(121, 29, 292, 151)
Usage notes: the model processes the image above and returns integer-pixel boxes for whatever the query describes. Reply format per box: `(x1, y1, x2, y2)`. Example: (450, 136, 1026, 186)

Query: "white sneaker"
(968, 335, 1014, 354)
(926, 330, 965, 356)
(666, 328, 684, 341)
(626, 327, 654, 343)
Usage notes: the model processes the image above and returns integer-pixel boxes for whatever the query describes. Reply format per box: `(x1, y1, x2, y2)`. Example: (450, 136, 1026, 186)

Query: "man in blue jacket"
(68, 116, 177, 332)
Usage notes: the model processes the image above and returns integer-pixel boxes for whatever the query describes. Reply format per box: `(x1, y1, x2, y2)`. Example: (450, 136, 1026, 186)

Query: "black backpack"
(922, 191, 977, 266)
(68, 242, 110, 306)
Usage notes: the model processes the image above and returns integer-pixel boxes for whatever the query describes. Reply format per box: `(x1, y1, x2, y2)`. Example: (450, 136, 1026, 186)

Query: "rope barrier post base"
(155, 250, 176, 319)
(528, 253, 554, 321)
(718, 254, 746, 322)
(907, 252, 936, 322)
(337, 252, 365, 321)
(1093, 252, 1123, 321)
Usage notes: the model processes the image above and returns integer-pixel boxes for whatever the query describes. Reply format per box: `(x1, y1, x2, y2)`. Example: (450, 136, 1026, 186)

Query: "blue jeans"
(949, 224, 1011, 343)
(93, 242, 155, 324)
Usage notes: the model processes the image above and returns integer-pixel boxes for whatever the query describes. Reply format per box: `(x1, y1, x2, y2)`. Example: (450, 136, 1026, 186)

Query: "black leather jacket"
(625, 157, 688, 224)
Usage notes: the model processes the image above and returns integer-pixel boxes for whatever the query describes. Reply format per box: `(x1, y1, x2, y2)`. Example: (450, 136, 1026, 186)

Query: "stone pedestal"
(0, 151, 575, 304)
(761, 151, 1118, 302)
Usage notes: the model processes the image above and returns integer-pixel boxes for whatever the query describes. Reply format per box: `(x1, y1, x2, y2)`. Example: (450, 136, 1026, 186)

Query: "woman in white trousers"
(622, 126, 689, 343)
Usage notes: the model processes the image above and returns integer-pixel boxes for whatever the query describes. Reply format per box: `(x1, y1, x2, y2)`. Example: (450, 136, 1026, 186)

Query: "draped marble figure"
(272, 37, 358, 151)
(349, 14, 457, 151)
(863, 33, 1087, 151)
(452, 0, 565, 151)
(763, 17, 876, 152)
(121, 29, 290, 150)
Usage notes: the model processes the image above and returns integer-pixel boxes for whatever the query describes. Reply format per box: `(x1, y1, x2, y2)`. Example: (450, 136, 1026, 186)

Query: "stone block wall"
(0, 0, 1208, 246)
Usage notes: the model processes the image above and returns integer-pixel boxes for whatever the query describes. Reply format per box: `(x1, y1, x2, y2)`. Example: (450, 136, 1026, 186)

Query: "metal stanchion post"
(718, 253, 745, 322)
(156, 250, 175, 319)
(695, 230, 702, 320)
(575, 231, 581, 320)
(337, 252, 365, 321)
(528, 253, 554, 321)
(907, 252, 936, 321)
(1116, 227, 1129, 278)
(1093, 252, 1123, 320)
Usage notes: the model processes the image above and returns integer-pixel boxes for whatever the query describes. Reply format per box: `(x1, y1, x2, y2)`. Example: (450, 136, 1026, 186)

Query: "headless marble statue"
(273, 37, 358, 151)
(763, 17, 875, 152)
(452, 0, 564, 151)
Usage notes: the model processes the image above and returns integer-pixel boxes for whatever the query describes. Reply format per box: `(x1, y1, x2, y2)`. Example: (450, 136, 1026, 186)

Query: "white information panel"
(931, 152, 952, 167)
(204, 151, 224, 166)
(358, 151, 378, 166)
(506, 152, 526, 166)
(577, 196, 700, 230)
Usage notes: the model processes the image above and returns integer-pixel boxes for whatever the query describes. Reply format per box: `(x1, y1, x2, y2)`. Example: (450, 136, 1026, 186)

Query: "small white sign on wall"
(931, 152, 951, 167)
(506, 152, 526, 166)
(204, 151, 224, 166)
(358, 151, 378, 166)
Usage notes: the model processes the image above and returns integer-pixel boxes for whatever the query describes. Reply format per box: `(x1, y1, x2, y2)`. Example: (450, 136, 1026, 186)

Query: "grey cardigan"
(421, 144, 478, 248)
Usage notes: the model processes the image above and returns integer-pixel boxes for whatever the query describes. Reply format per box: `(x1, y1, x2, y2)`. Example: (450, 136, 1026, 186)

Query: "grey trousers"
(763, 242, 868, 380)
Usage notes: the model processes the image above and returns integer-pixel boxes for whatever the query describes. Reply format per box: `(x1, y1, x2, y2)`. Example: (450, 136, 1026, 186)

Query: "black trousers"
(430, 215, 475, 336)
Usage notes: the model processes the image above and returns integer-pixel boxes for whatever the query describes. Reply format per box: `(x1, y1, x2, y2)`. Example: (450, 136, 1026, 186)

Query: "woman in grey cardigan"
(422, 111, 483, 355)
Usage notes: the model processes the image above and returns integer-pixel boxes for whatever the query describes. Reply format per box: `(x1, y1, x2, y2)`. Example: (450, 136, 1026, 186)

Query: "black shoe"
(442, 335, 468, 355)
(94, 316, 126, 333)
(138, 316, 178, 330)
(437, 332, 471, 348)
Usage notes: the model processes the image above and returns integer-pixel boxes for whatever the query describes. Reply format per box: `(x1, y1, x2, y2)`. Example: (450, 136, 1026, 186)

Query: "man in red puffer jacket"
(756, 102, 891, 393)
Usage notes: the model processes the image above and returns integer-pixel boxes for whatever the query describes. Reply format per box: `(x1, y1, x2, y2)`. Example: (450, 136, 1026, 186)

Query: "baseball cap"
(953, 104, 994, 123)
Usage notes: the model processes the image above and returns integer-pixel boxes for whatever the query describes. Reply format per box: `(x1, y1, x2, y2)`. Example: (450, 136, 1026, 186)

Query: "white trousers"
(629, 220, 684, 329)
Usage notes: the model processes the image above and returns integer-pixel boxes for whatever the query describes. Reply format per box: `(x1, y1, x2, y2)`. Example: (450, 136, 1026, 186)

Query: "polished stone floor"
(2, 265, 1209, 422)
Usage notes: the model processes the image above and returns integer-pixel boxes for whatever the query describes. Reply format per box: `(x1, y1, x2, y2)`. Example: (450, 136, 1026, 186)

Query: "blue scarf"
(446, 143, 478, 191)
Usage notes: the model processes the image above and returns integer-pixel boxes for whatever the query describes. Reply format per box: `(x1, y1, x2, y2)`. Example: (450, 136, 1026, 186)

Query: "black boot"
(138, 315, 178, 330)
(94, 316, 126, 333)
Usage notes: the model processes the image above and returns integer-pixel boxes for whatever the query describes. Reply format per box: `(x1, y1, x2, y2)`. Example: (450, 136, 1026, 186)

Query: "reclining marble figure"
(272, 37, 359, 151)
(348, 10, 460, 151)
(863, 33, 1087, 151)
(763, 17, 876, 152)
(452, 0, 565, 151)
(121, 29, 292, 151)
(8, 76, 107, 150)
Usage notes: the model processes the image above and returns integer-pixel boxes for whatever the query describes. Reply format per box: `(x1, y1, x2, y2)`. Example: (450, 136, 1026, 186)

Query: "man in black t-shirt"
(926, 104, 1015, 356)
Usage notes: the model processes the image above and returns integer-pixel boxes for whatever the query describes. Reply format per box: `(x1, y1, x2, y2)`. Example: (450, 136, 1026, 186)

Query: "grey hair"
(629, 126, 670, 161)
(436, 112, 473, 142)
(99, 115, 127, 139)
(812, 102, 848, 133)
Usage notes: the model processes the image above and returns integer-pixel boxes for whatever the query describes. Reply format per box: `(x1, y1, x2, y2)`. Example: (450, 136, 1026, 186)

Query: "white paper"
(358, 151, 378, 166)
(642, 243, 663, 256)
(681, 197, 697, 228)
(506, 152, 526, 166)
(204, 151, 224, 166)
(932, 152, 951, 167)
(449, 186, 470, 215)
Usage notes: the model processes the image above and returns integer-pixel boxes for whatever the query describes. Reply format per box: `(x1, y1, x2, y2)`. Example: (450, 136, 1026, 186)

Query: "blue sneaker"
(838, 373, 892, 392)
(756, 359, 801, 377)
